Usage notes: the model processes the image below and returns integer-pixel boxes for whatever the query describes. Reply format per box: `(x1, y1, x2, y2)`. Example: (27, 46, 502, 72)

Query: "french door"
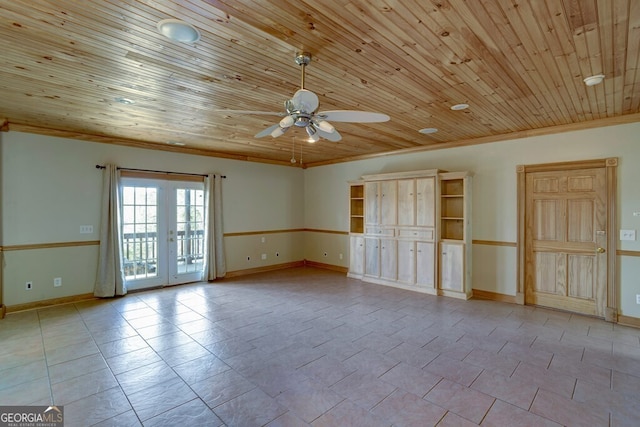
(120, 177, 206, 291)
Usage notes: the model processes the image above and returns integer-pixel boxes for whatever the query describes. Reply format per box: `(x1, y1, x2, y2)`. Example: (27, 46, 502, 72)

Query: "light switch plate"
(620, 229, 636, 241)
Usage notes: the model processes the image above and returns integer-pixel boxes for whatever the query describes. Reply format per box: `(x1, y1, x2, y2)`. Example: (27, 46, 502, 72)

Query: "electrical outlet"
(339, 253, 343, 260)
(54, 277, 62, 287)
(261, 253, 267, 260)
(261, 237, 266, 243)
(80, 225, 93, 234)
(620, 229, 636, 241)
(25, 281, 33, 290)
(636, 294, 640, 305)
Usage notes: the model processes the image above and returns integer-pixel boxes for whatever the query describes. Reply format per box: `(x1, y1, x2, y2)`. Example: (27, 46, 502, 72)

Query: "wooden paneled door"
(521, 159, 617, 319)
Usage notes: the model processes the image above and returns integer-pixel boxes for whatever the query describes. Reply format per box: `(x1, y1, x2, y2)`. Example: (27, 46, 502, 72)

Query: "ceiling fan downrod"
(295, 52, 311, 90)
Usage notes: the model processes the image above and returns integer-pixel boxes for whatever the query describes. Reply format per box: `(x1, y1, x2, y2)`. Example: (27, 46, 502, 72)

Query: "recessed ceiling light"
(419, 128, 438, 134)
(157, 19, 201, 43)
(583, 74, 605, 86)
(451, 103, 469, 111)
(114, 97, 135, 105)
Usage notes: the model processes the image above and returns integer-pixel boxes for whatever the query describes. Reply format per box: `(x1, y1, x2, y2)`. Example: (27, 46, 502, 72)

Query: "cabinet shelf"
(350, 185, 364, 198)
(349, 183, 365, 233)
(440, 176, 467, 246)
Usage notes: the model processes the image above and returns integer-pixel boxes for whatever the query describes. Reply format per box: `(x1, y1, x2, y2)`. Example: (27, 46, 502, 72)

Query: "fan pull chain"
(291, 137, 297, 164)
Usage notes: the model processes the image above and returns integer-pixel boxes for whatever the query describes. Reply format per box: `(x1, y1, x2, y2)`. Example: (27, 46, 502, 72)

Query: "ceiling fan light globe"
(271, 126, 286, 138)
(316, 120, 335, 133)
(307, 133, 320, 143)
(280, 115, 295, 128)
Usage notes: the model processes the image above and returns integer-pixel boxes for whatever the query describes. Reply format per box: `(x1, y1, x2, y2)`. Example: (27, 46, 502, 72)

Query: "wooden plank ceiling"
(1, 0, 639, 167)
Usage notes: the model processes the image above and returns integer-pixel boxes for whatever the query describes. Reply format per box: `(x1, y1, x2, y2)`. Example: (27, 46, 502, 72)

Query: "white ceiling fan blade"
(255, 123, 281, 138)
(291, 89, 319, 113)
(215, 109, 287, 117)
(317, 110, 390, 123)
(317, 128, 342, 142)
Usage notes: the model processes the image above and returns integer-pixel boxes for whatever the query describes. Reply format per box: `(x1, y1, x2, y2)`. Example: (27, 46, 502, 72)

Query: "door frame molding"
(516, 158, 618, 322)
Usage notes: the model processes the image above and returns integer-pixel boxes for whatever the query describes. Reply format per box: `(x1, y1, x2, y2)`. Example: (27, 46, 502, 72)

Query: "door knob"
(596, 247, 605, 253)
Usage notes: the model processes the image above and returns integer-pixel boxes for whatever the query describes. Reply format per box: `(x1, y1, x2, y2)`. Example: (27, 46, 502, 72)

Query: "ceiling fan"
(221, 52, 390, 142)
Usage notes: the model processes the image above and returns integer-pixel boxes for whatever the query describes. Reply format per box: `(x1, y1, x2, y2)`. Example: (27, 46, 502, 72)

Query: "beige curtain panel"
(94, 164, 126, 297)
(204, 173, 226, 281)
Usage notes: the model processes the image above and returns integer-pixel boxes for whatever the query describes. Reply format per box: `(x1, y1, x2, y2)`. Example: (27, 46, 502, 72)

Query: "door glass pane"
(121, 185, 158, 280)
(176, 188, 205, 275)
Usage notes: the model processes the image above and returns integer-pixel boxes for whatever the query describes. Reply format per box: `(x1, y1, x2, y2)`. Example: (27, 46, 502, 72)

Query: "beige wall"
(2, 122, 639, 320)
(1, 132, 304, 305)
(303, 122, 640, 318)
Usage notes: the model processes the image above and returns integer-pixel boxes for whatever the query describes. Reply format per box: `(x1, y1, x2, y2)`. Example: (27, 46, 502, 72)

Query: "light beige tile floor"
(1, 267, 639, 426)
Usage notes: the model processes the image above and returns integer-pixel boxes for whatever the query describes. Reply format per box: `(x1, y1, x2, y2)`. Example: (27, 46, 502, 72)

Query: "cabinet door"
(380, 180, 397, 225)
(365, 182, 379, 225)
(397, 179, 415, 226)
(440, 242, 464, 292)
(349, 236, 364, 275)
(416, 241, 435, 288)
(380, 238, 397, 281)
(397, 240, 415, 284)
(364, 237, 380, 277)
(416, 177, 435, 227)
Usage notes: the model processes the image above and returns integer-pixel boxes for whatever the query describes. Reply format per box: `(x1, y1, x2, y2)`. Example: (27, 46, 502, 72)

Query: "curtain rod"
(96, 165, 226, 178)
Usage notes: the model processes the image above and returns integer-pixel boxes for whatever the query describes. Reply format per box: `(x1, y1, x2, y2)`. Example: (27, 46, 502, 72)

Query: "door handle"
(596, 247, 605, 254)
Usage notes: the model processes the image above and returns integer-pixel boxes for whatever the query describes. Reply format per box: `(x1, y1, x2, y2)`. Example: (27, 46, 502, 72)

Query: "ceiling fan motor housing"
(294, 115, 311, 127)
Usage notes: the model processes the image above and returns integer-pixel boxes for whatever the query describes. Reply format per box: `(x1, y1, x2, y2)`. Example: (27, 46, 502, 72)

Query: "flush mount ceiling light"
(419, 128, 438, 134)
(583, 74, 605, 86)
(114, 97, 135, 105)
(157, 19, 201, 43)
(450, 103, 469, 111)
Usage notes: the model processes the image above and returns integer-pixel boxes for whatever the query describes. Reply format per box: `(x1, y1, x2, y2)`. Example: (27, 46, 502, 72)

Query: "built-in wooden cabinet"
(365, 180, 397, 226)
(380, 238, 397, 281)
(417, 177, 436, 227)
(364, 237, 380, 277)
(349, 235, 364, 276)
(416, 241, 436, 288)
(348, 169, 472, 300)
(349, 182, 364, 234)
(397, 179, 415, 226)
(348, 182, 365, 279)
(440, 242, 464, 292)
(438, 172, 472, 299)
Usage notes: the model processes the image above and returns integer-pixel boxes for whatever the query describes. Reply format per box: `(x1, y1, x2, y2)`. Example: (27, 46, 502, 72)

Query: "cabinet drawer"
(397, 228, 434, 240)
(365, 227, 395, 236)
